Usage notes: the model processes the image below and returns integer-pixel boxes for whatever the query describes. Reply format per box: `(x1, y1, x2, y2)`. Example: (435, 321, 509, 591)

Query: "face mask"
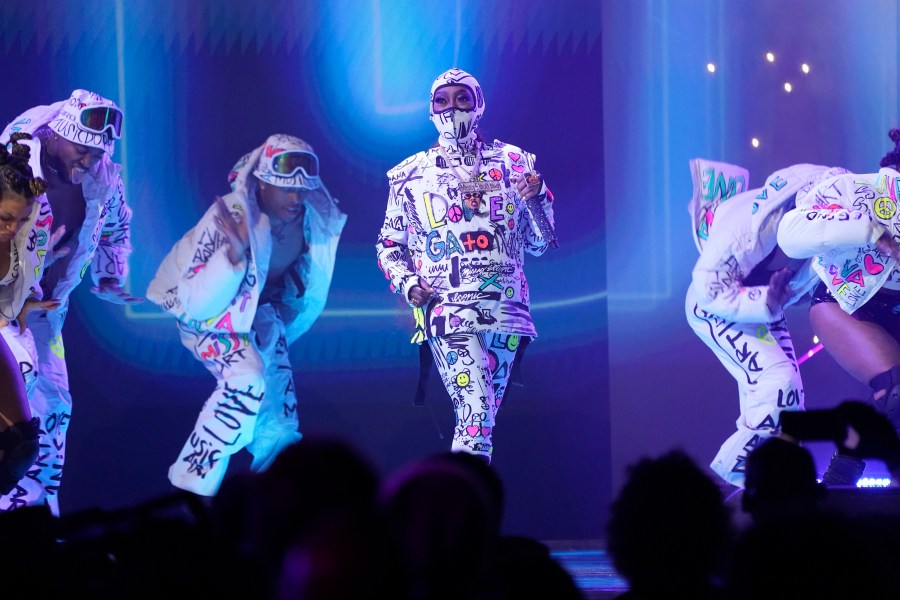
(431, 107, 479, 147)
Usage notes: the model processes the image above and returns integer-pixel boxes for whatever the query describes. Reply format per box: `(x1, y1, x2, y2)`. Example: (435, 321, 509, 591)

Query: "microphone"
(521, 170, 559, 250)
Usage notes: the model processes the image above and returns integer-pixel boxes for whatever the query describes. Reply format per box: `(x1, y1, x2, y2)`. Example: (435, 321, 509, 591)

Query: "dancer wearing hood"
(0, 134, 55, 495)
(148, 134, 346, 496)
(0, 90, 138, 514)
(376, 68, 556, 464)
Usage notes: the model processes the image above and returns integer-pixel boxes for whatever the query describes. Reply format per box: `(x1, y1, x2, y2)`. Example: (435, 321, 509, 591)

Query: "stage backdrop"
(0, 0, 607, 541)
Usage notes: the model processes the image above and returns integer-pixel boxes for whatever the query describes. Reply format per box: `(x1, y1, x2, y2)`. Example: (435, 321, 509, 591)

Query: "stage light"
(857, 477, 892, 488)
(706, 63, 716, 73)
(766, 52, 775, 62)
(797, 342, 823, 365)
(751, 138, 760, 148)
(801, 63, 810, 74)
(784, 82, 793, 93)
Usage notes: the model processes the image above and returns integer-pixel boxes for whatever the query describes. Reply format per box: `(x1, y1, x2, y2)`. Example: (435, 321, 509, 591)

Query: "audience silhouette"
(7, 402, 900, 599)
(0, 436, 582, 599)
(606, 448, 733, 599)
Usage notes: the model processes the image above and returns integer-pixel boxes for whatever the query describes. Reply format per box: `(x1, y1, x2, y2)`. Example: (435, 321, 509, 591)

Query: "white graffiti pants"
(685, 284, 803, 487)
(428, 332, 520, 462)
(0, 313, 71, 516)
(170, 304, 301, 497)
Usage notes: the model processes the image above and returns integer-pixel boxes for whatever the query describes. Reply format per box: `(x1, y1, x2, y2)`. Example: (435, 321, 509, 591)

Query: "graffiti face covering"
(429, 68, 485, 151)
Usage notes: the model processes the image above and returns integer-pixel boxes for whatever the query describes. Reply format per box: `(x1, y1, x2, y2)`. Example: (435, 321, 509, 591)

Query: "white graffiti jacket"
(777, 167, 898, 314)
(691, 163, 840, 323)
(1, 102, 134, 337)
(147, 145, 346, 345)
(376, 140, 554, 343)
(0, 138, 53, 323)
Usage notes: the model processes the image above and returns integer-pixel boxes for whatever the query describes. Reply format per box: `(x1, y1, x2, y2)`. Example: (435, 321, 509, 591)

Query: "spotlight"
(784, 82, 793, 93)
(706, 63, 716, 73)
(801, 63, 810, 74)
(751, 138, 760, 148)
(766, 52, 775, 62)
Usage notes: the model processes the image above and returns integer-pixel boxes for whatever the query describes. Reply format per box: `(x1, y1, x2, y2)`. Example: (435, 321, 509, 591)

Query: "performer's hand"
(15, 297, 62, 334)
(91, 278, 144, 305)
(42, 225, 71, 269)
(215, 196, 250, 265)
(409, 276, 435, 308)
(766, 267, 794, 315)
(875, 232, 900, 262)
(513, 171, 543, 201)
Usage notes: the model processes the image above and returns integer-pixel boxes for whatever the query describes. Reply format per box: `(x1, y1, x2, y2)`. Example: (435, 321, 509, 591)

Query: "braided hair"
(878, 128, 900, 170)
(0, 132, 47, 201)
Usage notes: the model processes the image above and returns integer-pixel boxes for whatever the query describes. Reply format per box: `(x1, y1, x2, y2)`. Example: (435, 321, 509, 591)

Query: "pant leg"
(429, 332, 519, 462)
(246, 304, 302, 472)
(0, 313, 70, 515)
(0, 323, 38, 395)
(169, 322, 266, 497)
(686, 285, 803, 487)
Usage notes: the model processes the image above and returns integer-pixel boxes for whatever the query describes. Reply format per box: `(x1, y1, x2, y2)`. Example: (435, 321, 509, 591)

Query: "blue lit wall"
(0, 0, 607, 540)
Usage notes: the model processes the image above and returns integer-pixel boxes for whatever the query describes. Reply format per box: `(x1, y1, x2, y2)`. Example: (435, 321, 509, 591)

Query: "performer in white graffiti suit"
(777, 129, 900, 485)
(0, 90, 138, 514)
(685, 159, 845, 489)
(376, 68, 556, 464)
(0, 134, 55, 495)
(148, 134, 346, 496)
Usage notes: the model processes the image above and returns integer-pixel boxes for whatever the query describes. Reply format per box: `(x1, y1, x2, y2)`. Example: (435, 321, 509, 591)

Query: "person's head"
(0, 133, 46, 243)
(429, 67, 486, 148)
(606, 449, 733, 595)
(742, 436, 825, 522)
(253, 134, 320, 223)
(45, 89, 123, 185)
(879, 128, 900, 171)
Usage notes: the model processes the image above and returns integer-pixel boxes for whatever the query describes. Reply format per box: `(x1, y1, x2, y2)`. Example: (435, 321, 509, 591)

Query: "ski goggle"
(78, 106, 124, 139)
(269, 151, 319, 179)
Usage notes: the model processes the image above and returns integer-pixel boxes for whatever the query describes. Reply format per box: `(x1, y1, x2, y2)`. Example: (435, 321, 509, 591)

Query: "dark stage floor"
(549, 540, 627, 599)
(551, 486, 900, 599)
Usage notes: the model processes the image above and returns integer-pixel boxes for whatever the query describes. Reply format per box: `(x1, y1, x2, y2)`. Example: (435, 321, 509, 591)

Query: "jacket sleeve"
(691, 224, 779, 323)
(90, 168, 134, 286)
(148, 203, 248, 322)
(375, 178, 419, 302)
(522, 184, 556, 257)
(777, 207, 885, 259)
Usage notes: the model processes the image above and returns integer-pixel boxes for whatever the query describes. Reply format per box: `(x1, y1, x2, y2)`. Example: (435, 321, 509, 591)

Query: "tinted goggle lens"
(79, 107, 123, 139)
(270, 151, 319, 178)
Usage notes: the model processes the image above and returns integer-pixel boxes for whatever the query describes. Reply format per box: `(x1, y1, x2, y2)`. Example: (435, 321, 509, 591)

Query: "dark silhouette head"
(606, 449, 732, 598)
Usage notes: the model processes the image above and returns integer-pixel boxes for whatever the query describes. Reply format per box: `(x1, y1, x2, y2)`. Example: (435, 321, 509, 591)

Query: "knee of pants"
(215, 370, 266, 398)
(744, 364, 803, 427)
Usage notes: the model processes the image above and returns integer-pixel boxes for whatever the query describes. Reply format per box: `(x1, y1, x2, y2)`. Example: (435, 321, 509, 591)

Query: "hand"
(91, 279, 144, 305)
(513, 171, 543, 201)
(875, 232, 900, 262)
(42, 225, 71, 269)
(214, 196, 250, 265)
(765, 267, 794, 315)
(409, 276, 435, 308)
(835, 401, 900, 463)
(15, 297, 62, 334)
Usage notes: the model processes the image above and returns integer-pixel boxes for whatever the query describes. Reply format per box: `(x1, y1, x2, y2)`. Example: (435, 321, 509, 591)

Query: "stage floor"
(548, 540, 627, 599)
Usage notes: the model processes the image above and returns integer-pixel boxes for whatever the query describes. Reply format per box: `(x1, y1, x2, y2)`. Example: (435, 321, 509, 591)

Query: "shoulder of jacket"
(387, 150, 430, 180)
(490, 139, 527, 154)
